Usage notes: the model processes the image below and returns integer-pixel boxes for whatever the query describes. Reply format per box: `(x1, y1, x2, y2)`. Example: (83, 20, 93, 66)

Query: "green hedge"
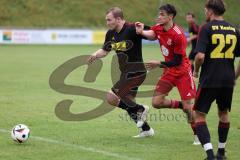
(0, 0, 239, 28)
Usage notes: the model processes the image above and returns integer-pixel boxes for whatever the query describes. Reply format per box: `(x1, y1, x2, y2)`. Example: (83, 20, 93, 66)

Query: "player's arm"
(194, 52, 205, 78)
(188, 34, 198, 43)
(135, 22, 156, 40)
(87, 31, 112, 64)
(145, 54, 182, 70)
(188, 24, 199, 42)
(236, 61, 240, 80)
(193, 24, 208, 78)
(235, 30, 240, 79)
(146, 34, 184, 70)
(87, 49, 109, 64)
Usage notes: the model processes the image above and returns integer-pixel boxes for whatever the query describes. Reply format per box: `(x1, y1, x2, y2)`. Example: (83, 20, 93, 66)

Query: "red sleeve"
(173, 35, 186, 55)
(150, 25, 158, 35)
(150, 25, 160, 39)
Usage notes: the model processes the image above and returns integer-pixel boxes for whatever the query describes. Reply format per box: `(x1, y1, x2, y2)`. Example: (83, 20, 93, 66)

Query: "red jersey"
(151, 24, 191, 76)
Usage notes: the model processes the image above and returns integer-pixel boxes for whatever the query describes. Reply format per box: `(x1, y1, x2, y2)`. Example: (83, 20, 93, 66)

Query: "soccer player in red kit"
(135, 4, 200, 145)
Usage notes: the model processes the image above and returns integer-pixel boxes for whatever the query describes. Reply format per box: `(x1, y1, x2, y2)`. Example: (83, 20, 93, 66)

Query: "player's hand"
(135, 22, 144, 35)
(145, 60, 161, 70)
(187, 38, 191, 45)
(87, 54, 98, 65)
(193, 71, 199, 78)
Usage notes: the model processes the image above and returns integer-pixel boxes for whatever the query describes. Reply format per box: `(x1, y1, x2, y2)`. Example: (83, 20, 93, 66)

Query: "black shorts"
(188, 49, 197, 60)
(194, 87, 233, 114)
(111, 72, 146, 97)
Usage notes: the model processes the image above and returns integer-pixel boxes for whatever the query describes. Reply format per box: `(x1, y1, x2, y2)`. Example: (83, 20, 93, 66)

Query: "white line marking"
(0, 129, 142, 160)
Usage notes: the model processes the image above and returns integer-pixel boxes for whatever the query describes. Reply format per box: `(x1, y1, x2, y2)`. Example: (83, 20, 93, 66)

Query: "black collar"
(116, 22, 127, 34)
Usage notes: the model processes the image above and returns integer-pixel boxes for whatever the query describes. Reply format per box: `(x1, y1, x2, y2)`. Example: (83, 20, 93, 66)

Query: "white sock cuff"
(218, 142, 226, 149)
(203, 143, 213, 151)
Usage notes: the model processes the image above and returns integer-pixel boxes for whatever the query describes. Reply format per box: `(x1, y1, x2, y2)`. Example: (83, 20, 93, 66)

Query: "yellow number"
(111, 41, 127, 51)
(210, 34, 225, 58)
(225, 34, 237, 58)
(210, 34, 237, 59)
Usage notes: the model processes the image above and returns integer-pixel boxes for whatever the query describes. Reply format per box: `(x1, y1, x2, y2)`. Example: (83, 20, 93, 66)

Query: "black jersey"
(189, 22, 199, 49)
(102, 22, 147, 73)
(195, 20, 240, 88)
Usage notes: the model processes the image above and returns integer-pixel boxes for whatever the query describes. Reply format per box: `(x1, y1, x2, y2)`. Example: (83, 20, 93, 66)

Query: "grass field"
(0, 44, 239, 160)
(0, 0, 239, 28)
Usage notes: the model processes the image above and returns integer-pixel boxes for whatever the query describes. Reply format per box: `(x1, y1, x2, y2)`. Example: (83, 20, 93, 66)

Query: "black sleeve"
(235, 28, 240, 57)
(160, 54, 182, 68)
(102, 30, 112, 52)
(144, 25, 151, 30)
(194, 24, 209, 54)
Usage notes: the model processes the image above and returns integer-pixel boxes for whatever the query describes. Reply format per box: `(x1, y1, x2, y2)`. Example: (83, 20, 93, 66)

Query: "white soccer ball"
(11, 124, 30, 143)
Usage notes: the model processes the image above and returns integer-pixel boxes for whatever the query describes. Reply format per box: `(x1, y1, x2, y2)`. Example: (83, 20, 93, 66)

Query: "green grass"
(0, 0, 239, 28)
(0, 44, 240, 160)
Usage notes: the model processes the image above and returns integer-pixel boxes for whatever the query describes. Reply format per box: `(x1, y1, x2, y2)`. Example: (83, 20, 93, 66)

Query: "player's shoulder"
(124, 22, 136, 31)
(199, 22, 212, 32)
(171, 24, 186, 39)
(151, 24, 163, 31)
(211, 20, 232, 26)
(125, 22, 135, 27)
(106, 29, 113, 34)
(150, 23, 163, 33)
(105, 29, 114, 37)
(172, 25, 184, 35)
(204, 20, 237, 33)
(124, 22, 138, 34)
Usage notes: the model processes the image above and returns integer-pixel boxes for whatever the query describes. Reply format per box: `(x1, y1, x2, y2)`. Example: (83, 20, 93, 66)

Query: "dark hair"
(106, 7, 124, 19)
(159, 4, 177, 18)
(205, 0, 225, 15)
(186, 12, 195, 18)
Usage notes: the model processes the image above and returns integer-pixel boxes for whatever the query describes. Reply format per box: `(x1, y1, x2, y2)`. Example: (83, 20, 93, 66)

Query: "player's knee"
(152, 99, 164, 109)
(182, 100, 194, 110)
(194, 111, 206, 123)
(218, 110, 229, 123)
(106, 92, 118, 106)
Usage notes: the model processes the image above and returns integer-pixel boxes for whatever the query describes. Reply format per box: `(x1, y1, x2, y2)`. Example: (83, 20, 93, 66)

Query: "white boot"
(133, 128, 154, 138)
(136, 105, 149, 128)
(193, 135, 201, 145)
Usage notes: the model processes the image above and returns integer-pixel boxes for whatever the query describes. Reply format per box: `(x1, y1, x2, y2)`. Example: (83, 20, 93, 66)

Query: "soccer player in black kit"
(193, 0, 240, 159)
(185, 12, 199, 72)
(87, 7, 154, 138)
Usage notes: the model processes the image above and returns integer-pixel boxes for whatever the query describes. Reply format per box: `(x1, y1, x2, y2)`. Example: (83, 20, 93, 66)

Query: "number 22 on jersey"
(210, 34, 237, 59)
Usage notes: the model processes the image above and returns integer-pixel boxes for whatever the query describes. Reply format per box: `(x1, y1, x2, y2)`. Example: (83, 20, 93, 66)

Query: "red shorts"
(155, 71, 196, 100)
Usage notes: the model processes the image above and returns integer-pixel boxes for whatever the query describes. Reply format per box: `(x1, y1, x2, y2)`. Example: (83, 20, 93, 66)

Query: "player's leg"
(215, 87, 233, 159)
(176, 70, 199, 144)
(151, 74, 183, 110)
(107, 72, 150, 128)
(126, 94, 154, 138)
(182, 99, 194, 123)
(106, 90, 153, 136)
(106, 90, 119, 106)
(194, 88, 216, 160)
(181, 99, 200, 145)
(125, 94, 150, 130)
(188, 49, 196, 72)
(152, 92, 183, 109)
(107, 89, 149, 127)
(107, 72, 144, 109)
(216, 110, 229, 160)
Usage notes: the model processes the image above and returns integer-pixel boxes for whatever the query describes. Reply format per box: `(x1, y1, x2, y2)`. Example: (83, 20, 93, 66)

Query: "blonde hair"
(106, 7, 124, 19)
